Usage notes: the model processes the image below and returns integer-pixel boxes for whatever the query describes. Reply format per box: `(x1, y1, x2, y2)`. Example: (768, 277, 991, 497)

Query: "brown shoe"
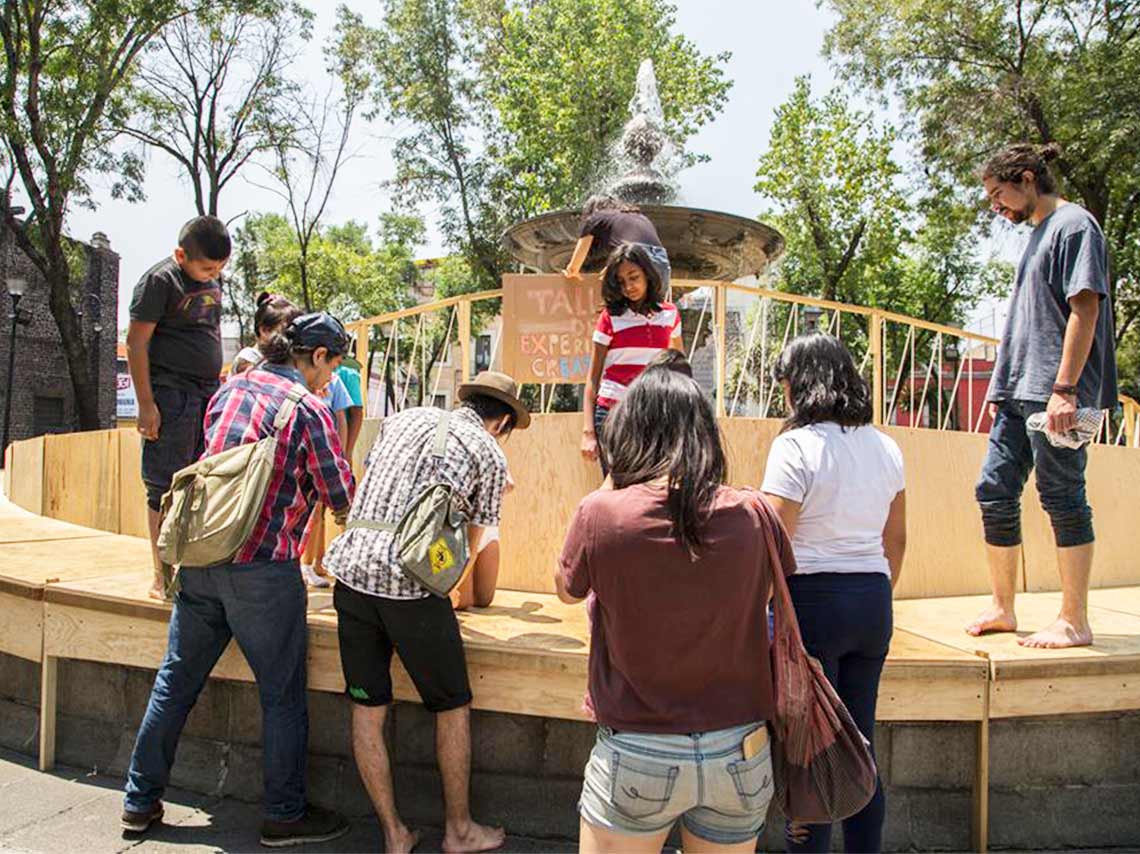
(259, 804, 349, 848)
(121, 801, 163, 833)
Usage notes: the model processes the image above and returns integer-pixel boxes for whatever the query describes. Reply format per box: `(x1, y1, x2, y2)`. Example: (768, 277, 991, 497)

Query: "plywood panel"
(0, 535, 152, 586)
(9, 435, 44, 514)
(1023, 441, 1140, 592)
(719, 417, 782, 489)
(43, 602, 254, 682)
(0, 589, 43, 661)
(0, 511, 111, 544)
(895, 592, 1140, 665)
(882, 427, 994, 600)
(354, 418, 382, 475)
(42, 431, 119, 532)
(498, 412, 602, 594)
(118, 430, 149, 538)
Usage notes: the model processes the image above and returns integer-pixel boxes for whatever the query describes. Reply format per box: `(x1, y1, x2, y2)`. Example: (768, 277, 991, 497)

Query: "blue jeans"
(785, 572, 892, 854)
(975, 399, 1093, 548)
(594, 404, 611, 476)
(124, 560, 309, 821)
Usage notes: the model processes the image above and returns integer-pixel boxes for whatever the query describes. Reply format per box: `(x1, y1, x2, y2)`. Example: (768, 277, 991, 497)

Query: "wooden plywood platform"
(894, 592, 1140, 717)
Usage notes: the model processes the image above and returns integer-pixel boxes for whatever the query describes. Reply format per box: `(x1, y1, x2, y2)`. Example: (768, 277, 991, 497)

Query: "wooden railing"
(345, 279, 1137, 447)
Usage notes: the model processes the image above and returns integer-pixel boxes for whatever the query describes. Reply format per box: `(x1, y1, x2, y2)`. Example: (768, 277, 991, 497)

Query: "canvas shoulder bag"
(346, 411, 470, 598)
(157, 383, 308, 568)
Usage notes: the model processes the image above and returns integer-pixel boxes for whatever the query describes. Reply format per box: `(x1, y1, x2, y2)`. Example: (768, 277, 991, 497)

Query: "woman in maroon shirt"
(556, 361, 794, 853)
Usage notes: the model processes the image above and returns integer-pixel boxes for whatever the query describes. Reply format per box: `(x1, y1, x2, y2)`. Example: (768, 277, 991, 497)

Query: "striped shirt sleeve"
(593, 309, 613, 346)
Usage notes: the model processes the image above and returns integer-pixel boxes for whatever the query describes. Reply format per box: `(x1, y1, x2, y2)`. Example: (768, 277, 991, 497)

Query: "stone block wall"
(1, 653, 1138, 850)
(0, 231, 119, 442)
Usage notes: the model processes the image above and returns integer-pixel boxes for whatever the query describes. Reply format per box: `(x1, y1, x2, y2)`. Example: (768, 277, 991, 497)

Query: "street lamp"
(2, 277, 29, 459)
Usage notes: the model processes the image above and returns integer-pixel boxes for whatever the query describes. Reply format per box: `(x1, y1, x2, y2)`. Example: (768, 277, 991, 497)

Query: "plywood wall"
(117, 430, 150, 538)
(8, 436, 44, 514)
(1023, 441, 1140, 592)
(42, 431, 119, 532)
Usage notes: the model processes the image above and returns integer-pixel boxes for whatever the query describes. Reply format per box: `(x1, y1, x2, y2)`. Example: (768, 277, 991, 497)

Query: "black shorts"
(333, 582, 472, 713)
(141, 385, 212, 512)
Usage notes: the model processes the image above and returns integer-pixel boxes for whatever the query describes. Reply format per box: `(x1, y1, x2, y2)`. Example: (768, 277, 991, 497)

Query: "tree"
(822, 0, 1140, 382)
(336, 0, 500, 288)
(230, 211, 414, 332)
(122, 3, 313, 217)
(481, 0, 732, 219)
(755, 77, 1006, 322)
(0, 2, 225, 429)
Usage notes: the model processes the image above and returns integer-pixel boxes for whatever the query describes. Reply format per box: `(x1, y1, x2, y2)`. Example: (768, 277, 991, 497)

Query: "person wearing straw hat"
(323, 370, 528, 854)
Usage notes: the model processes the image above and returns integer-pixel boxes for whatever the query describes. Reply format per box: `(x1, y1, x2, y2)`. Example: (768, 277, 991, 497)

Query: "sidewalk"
(0, 748, 573, 853)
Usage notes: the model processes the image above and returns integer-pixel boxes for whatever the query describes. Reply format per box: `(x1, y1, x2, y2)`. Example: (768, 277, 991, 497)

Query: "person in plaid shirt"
(324, 371, 529, 854)
(123, 313, 355, 849)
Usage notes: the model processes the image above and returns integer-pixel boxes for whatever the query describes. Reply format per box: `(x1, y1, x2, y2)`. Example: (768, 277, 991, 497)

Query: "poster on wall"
(501, 273, 601, 385)
(116, 372, 138, 419)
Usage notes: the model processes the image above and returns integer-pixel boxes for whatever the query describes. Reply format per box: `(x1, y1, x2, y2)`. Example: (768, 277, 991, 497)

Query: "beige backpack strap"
(271, 383, 308, 435)
(432, 410, 451, 459)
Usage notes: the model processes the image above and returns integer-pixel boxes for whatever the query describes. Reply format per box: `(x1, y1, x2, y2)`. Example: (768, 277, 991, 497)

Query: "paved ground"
(2, 748, 1136, 854)
(0, 749, 573, 854)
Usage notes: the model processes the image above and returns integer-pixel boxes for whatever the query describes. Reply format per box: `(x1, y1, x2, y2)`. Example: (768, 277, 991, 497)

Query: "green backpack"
(347, 411, 470, 597)
(157, 384, 308, 568)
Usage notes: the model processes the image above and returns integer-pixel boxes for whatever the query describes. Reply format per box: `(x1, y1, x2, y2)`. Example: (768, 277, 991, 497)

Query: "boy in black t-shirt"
(126, 216, 230, 600)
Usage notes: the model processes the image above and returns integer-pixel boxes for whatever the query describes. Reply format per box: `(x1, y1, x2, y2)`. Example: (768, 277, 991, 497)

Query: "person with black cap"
(122, 312, 356, 848)
(323, 370, 529, 854)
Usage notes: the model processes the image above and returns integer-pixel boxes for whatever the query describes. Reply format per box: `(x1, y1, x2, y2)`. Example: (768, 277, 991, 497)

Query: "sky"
(62, 0, 845, 335)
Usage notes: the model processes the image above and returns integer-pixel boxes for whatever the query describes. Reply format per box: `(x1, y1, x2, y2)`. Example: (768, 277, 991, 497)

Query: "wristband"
(1052, 383, 1078, 396)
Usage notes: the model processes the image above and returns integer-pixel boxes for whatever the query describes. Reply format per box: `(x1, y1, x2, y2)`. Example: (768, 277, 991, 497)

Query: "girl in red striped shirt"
(581, 243, 682, 470)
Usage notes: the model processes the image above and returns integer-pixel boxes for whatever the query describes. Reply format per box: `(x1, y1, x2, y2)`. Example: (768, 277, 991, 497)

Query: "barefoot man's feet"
(966, 605, 1017, 636)
(1018, 617, 1093, 649)
(441, 820, 505, 853)
(384, 825, 420, 854)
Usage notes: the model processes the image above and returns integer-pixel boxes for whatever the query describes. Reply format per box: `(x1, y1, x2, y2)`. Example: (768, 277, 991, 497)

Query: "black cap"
(286, 312, 349, 356)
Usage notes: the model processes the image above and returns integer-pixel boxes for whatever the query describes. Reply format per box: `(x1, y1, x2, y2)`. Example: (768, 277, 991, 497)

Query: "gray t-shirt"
(987, 203, 1117, 409)
(129, 257, 223, 394)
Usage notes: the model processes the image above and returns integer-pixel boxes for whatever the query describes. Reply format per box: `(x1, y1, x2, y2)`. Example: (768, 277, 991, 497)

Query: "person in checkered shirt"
(123, 313, 356, 848)
(324, 371, 529, 854)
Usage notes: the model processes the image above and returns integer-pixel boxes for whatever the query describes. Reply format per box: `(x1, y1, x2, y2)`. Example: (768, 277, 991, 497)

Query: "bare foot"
(147, 581, 167, 601)
(442, 820, 505, 853)
(384, 825, 420, 853)
(965, 606, 1017, 636)
(1018, 617, 1093, 649)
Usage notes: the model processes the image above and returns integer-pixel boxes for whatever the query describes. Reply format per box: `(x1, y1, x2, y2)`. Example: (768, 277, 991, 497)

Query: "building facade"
(0, 228, 119, 443)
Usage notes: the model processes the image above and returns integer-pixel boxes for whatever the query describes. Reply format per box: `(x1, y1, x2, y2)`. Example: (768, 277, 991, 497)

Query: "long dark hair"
(602, 368, 726, 555)
(773, 334, 872, 431)
(601, 242, 666, 314)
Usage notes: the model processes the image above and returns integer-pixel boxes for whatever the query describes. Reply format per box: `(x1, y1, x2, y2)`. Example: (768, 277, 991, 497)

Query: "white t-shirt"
(761, 422, 904, 576)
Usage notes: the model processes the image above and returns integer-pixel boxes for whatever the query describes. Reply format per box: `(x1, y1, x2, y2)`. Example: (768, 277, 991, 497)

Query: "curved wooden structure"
(3, 282, 1140, 850)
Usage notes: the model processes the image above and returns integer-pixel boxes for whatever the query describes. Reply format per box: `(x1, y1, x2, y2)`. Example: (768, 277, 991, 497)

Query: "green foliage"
(755, 77, 1007, 324)
(339, 0, 731, 286)
(822, 0, 1140, 381)
(229, 211, 417, 341)
(482, 0, 732, 218)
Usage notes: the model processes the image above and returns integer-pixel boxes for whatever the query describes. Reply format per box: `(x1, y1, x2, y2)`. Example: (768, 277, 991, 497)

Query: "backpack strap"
(432, 410, 451, 459)
(346, 519, 397, 533)
(271, 384, 308, 435)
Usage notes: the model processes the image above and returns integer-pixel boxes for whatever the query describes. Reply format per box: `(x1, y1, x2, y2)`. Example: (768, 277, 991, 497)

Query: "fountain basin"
(501, 204, 785, 282)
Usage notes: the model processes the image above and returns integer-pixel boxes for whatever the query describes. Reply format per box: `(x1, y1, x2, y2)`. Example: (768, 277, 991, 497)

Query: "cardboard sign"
(501, 273, 601, 384)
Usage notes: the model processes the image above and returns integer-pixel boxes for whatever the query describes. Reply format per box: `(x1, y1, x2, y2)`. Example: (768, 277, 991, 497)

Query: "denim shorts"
(578, 721, 773, 844)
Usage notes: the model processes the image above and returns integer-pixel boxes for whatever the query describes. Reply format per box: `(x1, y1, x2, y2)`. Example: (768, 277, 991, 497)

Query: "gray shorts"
(578, 721, 773, 844)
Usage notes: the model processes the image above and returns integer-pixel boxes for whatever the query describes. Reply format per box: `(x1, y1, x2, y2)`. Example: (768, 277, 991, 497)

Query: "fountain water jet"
(502, 59, 784, 281)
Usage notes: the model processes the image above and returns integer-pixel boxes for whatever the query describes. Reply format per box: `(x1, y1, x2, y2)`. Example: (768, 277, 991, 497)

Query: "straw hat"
(457, 371, 531, 430)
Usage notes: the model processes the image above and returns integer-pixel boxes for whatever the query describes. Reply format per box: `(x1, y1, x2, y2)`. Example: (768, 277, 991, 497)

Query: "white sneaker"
(301, 564, 331, 588)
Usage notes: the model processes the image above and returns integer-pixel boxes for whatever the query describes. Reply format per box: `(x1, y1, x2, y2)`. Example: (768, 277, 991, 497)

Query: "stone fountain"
(501, 59, 784, 281)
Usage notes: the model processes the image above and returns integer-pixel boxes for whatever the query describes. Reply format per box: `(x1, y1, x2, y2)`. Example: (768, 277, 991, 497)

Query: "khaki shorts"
(578, 721, 774, 844)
